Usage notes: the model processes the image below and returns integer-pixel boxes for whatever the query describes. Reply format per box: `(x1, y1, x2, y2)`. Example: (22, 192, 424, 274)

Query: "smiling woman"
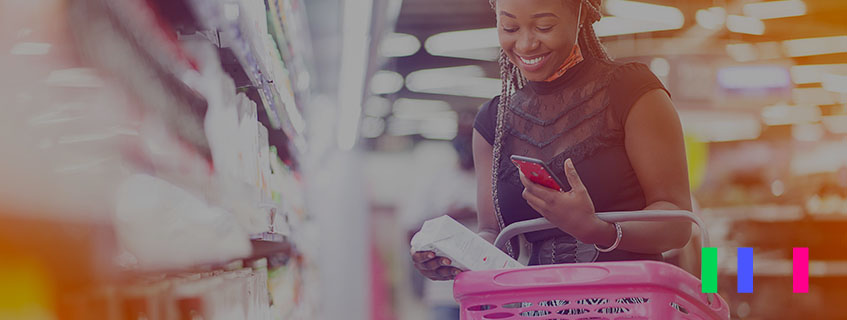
(413, 0, 695, 280)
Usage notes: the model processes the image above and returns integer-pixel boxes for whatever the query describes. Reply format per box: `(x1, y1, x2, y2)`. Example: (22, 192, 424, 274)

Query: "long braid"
(491, 48, 520, 257)
(487, 0, 610, 258)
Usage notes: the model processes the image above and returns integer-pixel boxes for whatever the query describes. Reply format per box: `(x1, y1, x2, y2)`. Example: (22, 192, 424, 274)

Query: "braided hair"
(487, 0, 611, 257)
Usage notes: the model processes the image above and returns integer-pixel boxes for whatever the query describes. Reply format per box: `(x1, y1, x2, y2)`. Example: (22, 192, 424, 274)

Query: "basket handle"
(493, 210, 710, 251)
(493, 210, 716, 304)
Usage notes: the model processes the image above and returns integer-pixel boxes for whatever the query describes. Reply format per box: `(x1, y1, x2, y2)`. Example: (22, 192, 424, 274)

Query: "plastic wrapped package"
(114, 174, 251, 270)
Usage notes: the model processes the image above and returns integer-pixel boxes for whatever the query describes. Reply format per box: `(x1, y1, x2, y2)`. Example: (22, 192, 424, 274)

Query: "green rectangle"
(701, 247, 718, 293)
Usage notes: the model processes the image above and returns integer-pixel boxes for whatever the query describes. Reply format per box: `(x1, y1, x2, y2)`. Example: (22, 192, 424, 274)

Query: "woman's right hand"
(411, 250, 463, 281)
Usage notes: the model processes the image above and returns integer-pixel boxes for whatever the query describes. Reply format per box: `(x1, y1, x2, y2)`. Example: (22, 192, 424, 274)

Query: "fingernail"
(567, 159, 575, 169)
(428, 253, 435, 259)
(453, 269, 461, 276)
(442, 258, 451, 265)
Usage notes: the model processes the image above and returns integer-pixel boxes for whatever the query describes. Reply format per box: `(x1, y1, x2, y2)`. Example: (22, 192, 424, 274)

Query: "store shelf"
(184, 0, 307, 153)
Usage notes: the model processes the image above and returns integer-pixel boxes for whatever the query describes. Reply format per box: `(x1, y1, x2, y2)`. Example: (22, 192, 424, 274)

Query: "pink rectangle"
(793, 247, 809, 293)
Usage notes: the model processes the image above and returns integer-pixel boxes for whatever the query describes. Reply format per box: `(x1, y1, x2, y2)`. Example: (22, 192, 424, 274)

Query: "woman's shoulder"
(603, 61, 670, 125)
(473, 95, 501, 145)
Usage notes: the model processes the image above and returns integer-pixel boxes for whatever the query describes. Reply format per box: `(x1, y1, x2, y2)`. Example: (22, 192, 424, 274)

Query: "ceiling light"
(405, 66, 500, 99)
(370, 70, 404, 95)
(791, 64, 847, 85)
(393, 98, 451, 119)
(717, 65, 791, 90)
(726, 15, 765, 35)
(793, 88, 839, 106)
(823, 73, 847, 93)
(604, 0, 684, 26)
(743, 0, 807, 20)
(726, 43, 758, 62)
(822, 115, 847, 134)
(679, 110, 761, 142)
(363, 96, 392, 117)
(593, 16, 684, 37)
(696, 7, 726, 30)
(361, 117, 386, 138)
(379, 33, 421, 58)
(424, 28, 498, 58)
(792, 123, 824, 142)
(761, 104, 821, 126)
(650, 57, 671, 78)
(783, 35, 847, 57)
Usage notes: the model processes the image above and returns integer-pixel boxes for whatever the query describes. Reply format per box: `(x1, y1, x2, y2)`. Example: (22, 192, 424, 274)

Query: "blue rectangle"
(737, 247, 753, 293)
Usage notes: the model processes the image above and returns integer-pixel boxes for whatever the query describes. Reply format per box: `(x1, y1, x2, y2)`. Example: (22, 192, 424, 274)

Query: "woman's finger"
(411, 251, 437, 264)
(563, 158, 586, 193)
(416, 257, 452, 271)
(522, 188, 547, 208)
(436, 266, 461, 279)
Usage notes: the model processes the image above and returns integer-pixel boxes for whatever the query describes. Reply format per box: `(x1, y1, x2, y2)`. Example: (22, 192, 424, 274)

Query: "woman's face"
(496, 0, 580, 81)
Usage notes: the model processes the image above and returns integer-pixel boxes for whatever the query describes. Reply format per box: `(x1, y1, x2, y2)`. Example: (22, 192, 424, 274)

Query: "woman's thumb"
(564, 158, 585, 191)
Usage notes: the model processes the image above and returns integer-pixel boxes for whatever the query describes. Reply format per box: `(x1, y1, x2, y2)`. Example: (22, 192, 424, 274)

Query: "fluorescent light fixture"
(425, 28, 498, 58)
(793, 87, 839, 106)
(425, 4, 685, 61)
(761, 104, 821, 126)
(726, 15, 765, 35)
(726, 43, 758, 62)
(593, 16, 683, 37)
(393, 98, 452, 119)
(420, 115, 459, 140)
(363, 96, 392, 118)
(650, 57, 670, 78)
(743, 0, 807, 20)
(792, 123, 824, 142)
(822, 73, 847, 93)
(822, 115, 847, 134)
(604, 0, 684, 26)
(387, 117, 419, 136)
(405, 66, 500, 99)
(717, 65, 791, 90)
(370, 70, 404, 95)
(10, 42, 51, 55)
(783, 35, 847, 57)
(791, 64, 847, 84)
(679, 110, 761, 142)
(695, 7, 726, 30)
(337, 0, 374, 150)
(361, 117, 386, 138)
(379, 33, 421, 57)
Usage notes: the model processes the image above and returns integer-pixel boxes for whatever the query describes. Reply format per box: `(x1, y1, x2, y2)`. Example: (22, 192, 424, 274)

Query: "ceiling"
(364, 0, 847, 147)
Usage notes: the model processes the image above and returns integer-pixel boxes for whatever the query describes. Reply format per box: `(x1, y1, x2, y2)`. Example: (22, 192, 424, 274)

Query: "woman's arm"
(583, 88, 693, 253)
(473, 130, 500, 244)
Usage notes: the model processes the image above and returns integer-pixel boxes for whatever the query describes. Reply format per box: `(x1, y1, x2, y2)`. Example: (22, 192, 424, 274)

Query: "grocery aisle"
(0, 0, 370, 319)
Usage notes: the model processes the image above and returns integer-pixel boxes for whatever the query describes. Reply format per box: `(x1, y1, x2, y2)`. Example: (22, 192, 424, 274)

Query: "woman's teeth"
(520, 56, 543, 65)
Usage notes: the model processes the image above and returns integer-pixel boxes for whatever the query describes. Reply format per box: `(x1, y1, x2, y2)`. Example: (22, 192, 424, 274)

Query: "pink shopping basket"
(453, 210, 730, 320)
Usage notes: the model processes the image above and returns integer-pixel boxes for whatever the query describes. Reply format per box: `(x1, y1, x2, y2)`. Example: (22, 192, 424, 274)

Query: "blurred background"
(0, 0, 846, 319)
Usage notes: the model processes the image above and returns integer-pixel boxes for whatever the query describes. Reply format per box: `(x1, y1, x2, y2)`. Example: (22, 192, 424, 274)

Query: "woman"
(413, 0, 692, 281)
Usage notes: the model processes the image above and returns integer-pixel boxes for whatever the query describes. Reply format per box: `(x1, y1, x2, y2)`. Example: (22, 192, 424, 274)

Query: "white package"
(411, 215, 523, 271)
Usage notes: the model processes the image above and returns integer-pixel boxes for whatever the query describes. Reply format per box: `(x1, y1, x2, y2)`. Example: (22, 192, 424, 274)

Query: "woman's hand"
(519, 158, 605, 242)
(411, 250, 463, 281)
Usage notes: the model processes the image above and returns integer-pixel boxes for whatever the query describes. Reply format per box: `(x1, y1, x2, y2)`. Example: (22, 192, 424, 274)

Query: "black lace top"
(474, 56, 669, 261)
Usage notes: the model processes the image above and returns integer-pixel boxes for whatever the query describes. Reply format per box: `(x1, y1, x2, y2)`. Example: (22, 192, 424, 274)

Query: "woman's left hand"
(519, 158, 601, 241)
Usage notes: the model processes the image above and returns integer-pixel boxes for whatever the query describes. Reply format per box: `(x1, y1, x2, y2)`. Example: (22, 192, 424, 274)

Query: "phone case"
(510, 155, 570, 192)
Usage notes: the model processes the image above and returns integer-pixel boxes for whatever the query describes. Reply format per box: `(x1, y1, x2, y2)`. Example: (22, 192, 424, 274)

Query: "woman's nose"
(515, 32, 539, 53)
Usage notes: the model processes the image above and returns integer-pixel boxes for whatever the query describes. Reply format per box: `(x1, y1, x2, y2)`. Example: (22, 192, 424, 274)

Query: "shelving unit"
(0, 0, 322, 318)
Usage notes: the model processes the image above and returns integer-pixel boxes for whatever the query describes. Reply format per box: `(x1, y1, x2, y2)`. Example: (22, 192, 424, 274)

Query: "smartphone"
(510, 155, 570, 192)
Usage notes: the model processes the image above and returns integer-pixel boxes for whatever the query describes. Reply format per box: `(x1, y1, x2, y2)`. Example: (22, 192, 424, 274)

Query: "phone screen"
(510, 156, 570, 192)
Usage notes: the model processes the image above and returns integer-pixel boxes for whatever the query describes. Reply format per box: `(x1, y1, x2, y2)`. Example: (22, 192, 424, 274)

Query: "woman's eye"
(537, 26, 554, 32)
(502, 26, 518, 33)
